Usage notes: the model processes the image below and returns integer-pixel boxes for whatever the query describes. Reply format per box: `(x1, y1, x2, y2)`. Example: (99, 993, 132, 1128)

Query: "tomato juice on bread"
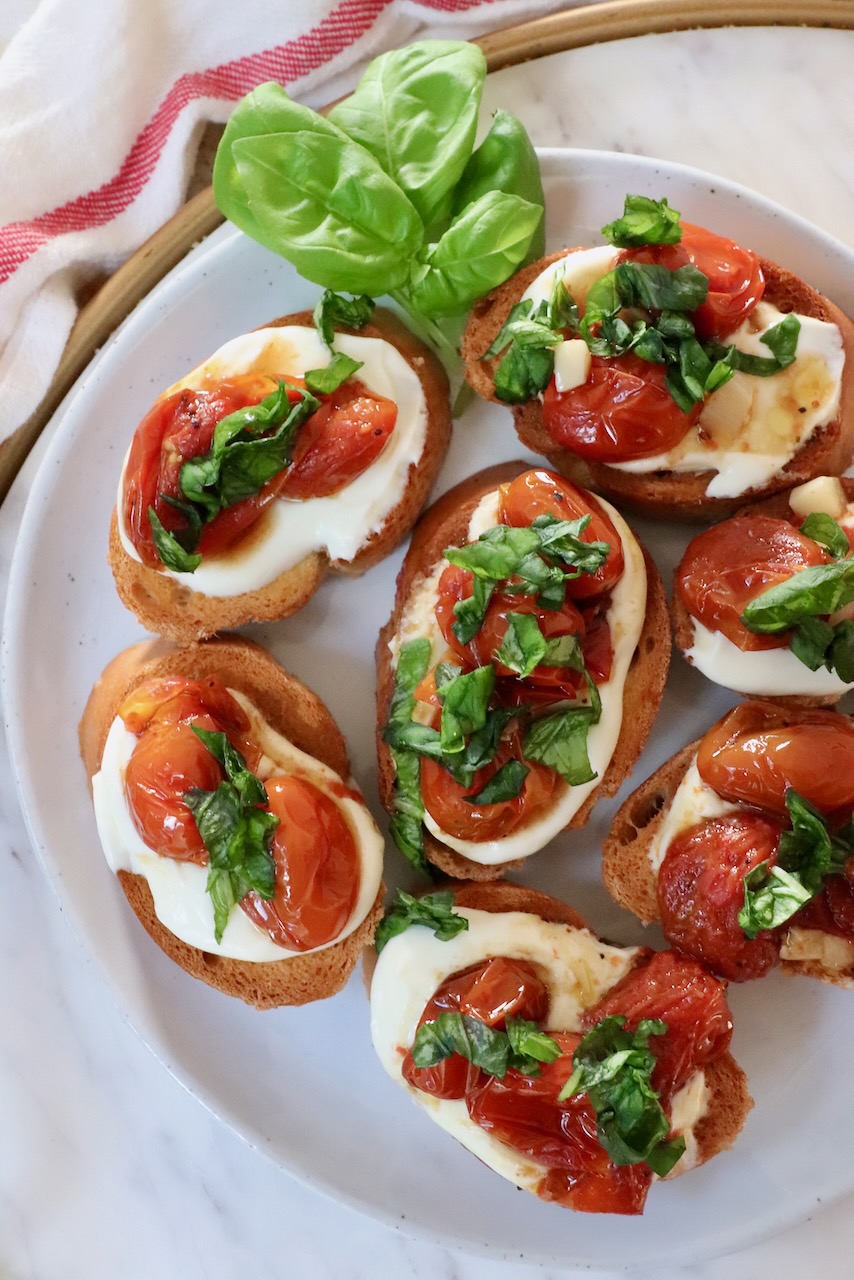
(370, 881, 750, 1215)
(79, 635, 384, 1007)
(603, 699, 854, 985)
(462, 195, 854, 520)
(376, 463, 670, 879)
(110, 306, 451, 641)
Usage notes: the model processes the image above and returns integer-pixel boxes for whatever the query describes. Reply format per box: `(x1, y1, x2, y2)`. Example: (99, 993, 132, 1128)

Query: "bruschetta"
(110, 305, 451, 641)
(672, 474, 854, 702)
(370, 881, 750, 1215)
(375, 463, 670, 879)
(79, 635, 384, 1007)
(603, 699, 854, 984)
(462, 195, 854, 520)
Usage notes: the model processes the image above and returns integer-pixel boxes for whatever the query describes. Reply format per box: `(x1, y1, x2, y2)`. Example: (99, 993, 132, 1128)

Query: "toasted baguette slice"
(369, 880, 751, 1204)
(670, 475, 854, 707)
(80, 635, 384, 1009)
(110, 308, 451, 642)
(462, 251, 854, 521)
(602, 723, 854, 988)
(375, 462, 671, 880)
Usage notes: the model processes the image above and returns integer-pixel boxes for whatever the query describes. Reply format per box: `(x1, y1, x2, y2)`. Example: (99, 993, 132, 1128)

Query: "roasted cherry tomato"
(541, 354, 701, 463)
(794, 872, 854, 942)
(498, 470, 625, 600)
(240, 775, 359, 951)
(657, 814, 784, 981)
(466, 1030, 652, 1215)
(280, 381, 397, 500)
(402, 957, 549, 1100)
(697, 701, 854, 817)
(420, 727, 560, 842)
(584, 950, 733, 1096)
(624, 222, 765, 342)
(122, 676, 258, 862)
(676, 516, 830, 651)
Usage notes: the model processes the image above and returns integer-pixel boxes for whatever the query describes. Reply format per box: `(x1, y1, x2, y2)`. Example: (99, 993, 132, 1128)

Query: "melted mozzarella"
(685, 618, 854, 698)
(522, 250, 845, 500)
(92, 690, 384, 961)
(370, 909, 708, 1192)
(645, 758, 740, 877)
(117, 326, 429, 597)
(390, 490, 647, 866)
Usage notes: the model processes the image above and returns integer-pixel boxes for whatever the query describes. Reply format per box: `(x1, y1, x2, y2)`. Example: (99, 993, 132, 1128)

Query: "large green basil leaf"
(213, 82, 423, 295)
(408, 191, 544, 317)
(740, 559, 854, 633)
(328, 40, 485, 231)
(452, 109, 545, 262)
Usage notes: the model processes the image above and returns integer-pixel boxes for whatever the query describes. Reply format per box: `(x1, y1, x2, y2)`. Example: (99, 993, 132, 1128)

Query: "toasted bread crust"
(408, 880, 751, 1175)
(79, 635, 384, 1008)
(670, 476, 854, 708)
(375, 463, 671, 880)
(109, 308, 451, 641)
(602, 716, 854, 986)
(462, 252, 854, 520)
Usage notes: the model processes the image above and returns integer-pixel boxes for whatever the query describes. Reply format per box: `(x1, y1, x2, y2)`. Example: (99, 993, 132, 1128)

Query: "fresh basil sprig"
(739, 789, 854, 938)
(151, 380, 319, 573)
(601, 194, 683, 248)
(213, 43, 545, 393)
(411, 1011, 561, 1079)
(182, 727, 278, 944)
(558, 1015, 686, 1176)
(385, 638, 433, 875)
(375, 889, 469, 953)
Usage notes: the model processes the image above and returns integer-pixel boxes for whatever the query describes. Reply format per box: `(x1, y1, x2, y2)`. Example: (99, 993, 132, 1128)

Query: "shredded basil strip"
(384, 638, 433, 874)
(800, 512, 850, 559)
(488, 278, 578, 404)
(707, 313, 801, 377)
(741, 559, 854, 634)
(558, 1015, 685, 1175)
(147, 506, 202, 573)
(467, 758, 529, 805)
(601, 194, 683, 248)
(313, 289, 375, 347)
(411, 1011, 561, 1079)
(738, 789, 854, 938)
(375, 889, 468, 953)
(304, 351, 363, 395)
(182, 728, 278, 944)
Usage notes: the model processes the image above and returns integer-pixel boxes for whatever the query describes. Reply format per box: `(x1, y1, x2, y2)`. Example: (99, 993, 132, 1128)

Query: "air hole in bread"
(200, 952, 221, 969)
(626, 789, 666, 835)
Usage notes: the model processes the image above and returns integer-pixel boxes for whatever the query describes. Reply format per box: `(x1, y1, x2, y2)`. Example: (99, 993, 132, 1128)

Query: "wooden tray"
(2, 0, 851, 503)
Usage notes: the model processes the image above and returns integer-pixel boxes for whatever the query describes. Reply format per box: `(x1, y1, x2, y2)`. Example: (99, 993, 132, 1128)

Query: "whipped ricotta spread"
(389, 489, 647, 866)
(370, 908, 709, 1189)
(117, 325, 429, 597)
(523, 251, 845, 499)
(92, 689, 384, 961)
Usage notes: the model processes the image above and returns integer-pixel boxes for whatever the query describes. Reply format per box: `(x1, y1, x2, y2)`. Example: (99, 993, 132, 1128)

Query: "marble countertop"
(4, 18, 854, 1280)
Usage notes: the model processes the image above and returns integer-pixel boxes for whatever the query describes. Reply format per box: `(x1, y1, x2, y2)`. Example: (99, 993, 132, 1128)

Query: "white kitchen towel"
(0, 0, 576, 447)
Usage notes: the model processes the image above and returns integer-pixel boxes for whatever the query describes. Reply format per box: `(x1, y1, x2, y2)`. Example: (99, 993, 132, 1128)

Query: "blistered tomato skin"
(697, 701, 854, 816)
(401, 958, 549, 1099)
(623, 222, 765, 342)
(676, 516, 831, 650)
(279, 382, 397, 500)
(658, 814, 784, 981)
(541, 356, 700, 463)
(585, 950, 733, 1096)
(240, 775, 359, 952)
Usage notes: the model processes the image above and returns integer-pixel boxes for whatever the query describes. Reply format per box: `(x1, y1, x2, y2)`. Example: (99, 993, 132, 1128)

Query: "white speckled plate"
(4, 149, 854, 1267)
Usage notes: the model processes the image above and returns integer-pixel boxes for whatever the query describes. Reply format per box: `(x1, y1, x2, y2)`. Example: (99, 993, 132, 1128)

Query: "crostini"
(462, 195, 854, 520)
(672, 474, 854, 702)
(79, 635, 384, 1007)
(603, 699, 854, 984)
(110, 304, 451, 641)
(370, 881, 750, 1215)
(375, 463, 670, 879)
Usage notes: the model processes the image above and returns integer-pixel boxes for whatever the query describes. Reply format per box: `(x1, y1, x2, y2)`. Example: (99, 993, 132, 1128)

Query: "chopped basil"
(523, 704, 598, 787)
(495, 612, 548, 677)
(467, 758, 529, 805)
(601, 194, 683, 248)
(375, 888, 468, 953)
(304, 351, 363, 394)
(581, 263, 709, 341)
(182, 728, 278, 944)
(436, 663, 496, 754)
(738, 789, 854, 939)
(411, 1011, 561, 1079)
(740, 559, 854, 634)
(488, 278, 579, 404)
(800, 512, 850, 559)
(385, 705, 514, 789)
(558, 1015, 685, 1175)
(312, 289, 375, 348)
(147, 506, 202, 573)
(384, 638, 433, 874)
(790, 615, 837, 671)
(708, 313, 800, 377)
